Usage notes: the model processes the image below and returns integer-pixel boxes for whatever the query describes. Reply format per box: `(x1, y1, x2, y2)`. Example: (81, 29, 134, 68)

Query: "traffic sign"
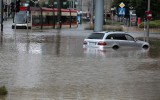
(145, 11, 152, 20)
(118, 8, 126, 16)
(119, 2, 125, 8)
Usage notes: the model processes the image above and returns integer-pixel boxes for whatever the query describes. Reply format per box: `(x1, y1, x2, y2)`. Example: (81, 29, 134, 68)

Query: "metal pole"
(146, 0, 150, 42)
(26, 11, 29, 35)
(57, 0, 61, 29)
(144, 18, 146, 41)
(52, 2, 55, 29)
(90, 0, 93, 24)
(1, 0, 3, 32)
(111, 9, 113, 26)
(80, 0, 83, 24)
(73, 0, 75, 9)
(14, 0, 16, 31)
(40, 7, 43, 29)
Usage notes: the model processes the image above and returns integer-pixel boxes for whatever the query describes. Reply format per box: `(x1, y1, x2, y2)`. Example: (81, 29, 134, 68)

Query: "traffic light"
(15, 0, 20, 12)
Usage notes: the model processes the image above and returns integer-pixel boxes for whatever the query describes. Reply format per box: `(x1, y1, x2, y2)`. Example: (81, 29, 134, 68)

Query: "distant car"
(83, 31, 149, 50)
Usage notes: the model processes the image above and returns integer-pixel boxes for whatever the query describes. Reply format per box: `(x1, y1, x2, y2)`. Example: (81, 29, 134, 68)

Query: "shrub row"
(139, 20, 160, 28)
(84, 24, 123, 31)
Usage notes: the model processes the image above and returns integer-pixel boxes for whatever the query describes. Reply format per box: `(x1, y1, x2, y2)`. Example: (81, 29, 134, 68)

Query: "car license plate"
(89, 42, 96, 46)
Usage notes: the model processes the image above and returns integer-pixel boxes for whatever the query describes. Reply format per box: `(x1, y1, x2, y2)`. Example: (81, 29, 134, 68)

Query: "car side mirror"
(134, 39, 137, 42)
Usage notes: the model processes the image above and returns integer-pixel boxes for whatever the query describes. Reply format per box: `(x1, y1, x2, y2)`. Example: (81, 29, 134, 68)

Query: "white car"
(83, 31, 150, 50)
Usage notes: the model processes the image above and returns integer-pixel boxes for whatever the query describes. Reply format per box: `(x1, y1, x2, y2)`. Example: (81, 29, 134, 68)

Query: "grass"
(0, 86, 8, 95)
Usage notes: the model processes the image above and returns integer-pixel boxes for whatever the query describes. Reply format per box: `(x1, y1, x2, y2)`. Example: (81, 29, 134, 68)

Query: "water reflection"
(13, 37, 84, 57)
(0, 33, 3, 44)
(84, 47, 149, 58)
(16, 43, 42, 54)
(55, 32, 61, 56)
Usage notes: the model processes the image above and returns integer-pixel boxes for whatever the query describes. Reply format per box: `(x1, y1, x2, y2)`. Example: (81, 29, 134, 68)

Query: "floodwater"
(0, 25, 160, 100)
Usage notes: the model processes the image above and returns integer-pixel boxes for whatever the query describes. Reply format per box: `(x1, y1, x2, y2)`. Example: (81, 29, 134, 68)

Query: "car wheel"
(142, 45, 149, 49)
(112, 45, 119, 50)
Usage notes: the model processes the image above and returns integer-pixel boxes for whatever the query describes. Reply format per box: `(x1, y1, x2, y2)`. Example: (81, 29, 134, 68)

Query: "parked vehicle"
(83, 31, 149, 50)
(12, 4, 78, 29)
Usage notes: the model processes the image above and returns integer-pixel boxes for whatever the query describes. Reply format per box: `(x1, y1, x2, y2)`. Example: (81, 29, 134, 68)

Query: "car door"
(106, 34, 127, 47)
(113, 34, 127, 46)
(112, 34, 136, 47)
(124, 34, 137, 47)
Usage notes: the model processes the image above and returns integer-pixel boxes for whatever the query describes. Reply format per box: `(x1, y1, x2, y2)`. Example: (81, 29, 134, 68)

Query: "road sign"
(119, 2, 125, 8)
(145, 11, 152, 20)
(118, 8, 126, 16)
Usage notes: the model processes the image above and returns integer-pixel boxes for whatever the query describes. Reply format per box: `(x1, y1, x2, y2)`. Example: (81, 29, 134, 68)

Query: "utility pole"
(146, 0, 150, 42)
(1, 0, 3, 32)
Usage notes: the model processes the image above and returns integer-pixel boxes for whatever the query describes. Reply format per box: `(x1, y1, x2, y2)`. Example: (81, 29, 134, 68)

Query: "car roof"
(92, 31, 126, 35)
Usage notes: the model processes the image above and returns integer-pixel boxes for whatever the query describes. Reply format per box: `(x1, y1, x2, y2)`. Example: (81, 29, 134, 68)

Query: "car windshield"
(87, 33, 104, 39)
(14, 11, 27, 24)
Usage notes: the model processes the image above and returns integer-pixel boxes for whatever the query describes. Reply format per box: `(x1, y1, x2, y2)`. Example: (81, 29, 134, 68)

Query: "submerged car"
(83, 31, 149, 50)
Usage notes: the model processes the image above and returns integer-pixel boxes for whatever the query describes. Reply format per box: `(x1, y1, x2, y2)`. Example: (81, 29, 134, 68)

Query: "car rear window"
(87, 33, 104, 39)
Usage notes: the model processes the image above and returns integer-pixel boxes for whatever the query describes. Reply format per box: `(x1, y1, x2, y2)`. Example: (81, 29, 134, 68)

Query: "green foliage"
(139, 20, 160, 28)
(0, 86, 8, 95)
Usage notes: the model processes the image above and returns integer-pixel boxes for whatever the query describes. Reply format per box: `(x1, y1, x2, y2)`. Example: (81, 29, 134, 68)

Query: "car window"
(14, 11, 27, 24)
(125, 34, 135, 41)
(106, 34, 127, 40)
(87, 33, 104, 39)
(106, 34, 114, 39)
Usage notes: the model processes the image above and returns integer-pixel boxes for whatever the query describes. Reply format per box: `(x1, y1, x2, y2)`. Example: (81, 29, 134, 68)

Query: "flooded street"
(0, 21, 160, 100)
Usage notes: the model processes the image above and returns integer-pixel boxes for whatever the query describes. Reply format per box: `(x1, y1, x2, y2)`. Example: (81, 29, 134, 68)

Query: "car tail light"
(98, 41, 107, 46)
(83, 41, 87, 45)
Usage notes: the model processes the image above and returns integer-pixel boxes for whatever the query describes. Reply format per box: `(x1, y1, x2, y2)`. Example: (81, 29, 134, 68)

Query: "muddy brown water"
(0, 30, 160, 100)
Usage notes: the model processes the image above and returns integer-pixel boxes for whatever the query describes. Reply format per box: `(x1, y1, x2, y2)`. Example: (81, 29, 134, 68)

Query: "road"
(0, 19, 160, 100)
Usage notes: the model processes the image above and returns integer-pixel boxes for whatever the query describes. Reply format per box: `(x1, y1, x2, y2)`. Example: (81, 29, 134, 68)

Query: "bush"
(0, 86, 8, 95)
(105, 20, 122, 26)
(84, 23, 123, 31)
(103, 25, 123, 31)
(139, 20, 160, 28)
(84, 23, 94, 30)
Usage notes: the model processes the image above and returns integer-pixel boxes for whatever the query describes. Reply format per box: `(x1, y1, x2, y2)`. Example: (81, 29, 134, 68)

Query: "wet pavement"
(0, 19, 160, 100)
